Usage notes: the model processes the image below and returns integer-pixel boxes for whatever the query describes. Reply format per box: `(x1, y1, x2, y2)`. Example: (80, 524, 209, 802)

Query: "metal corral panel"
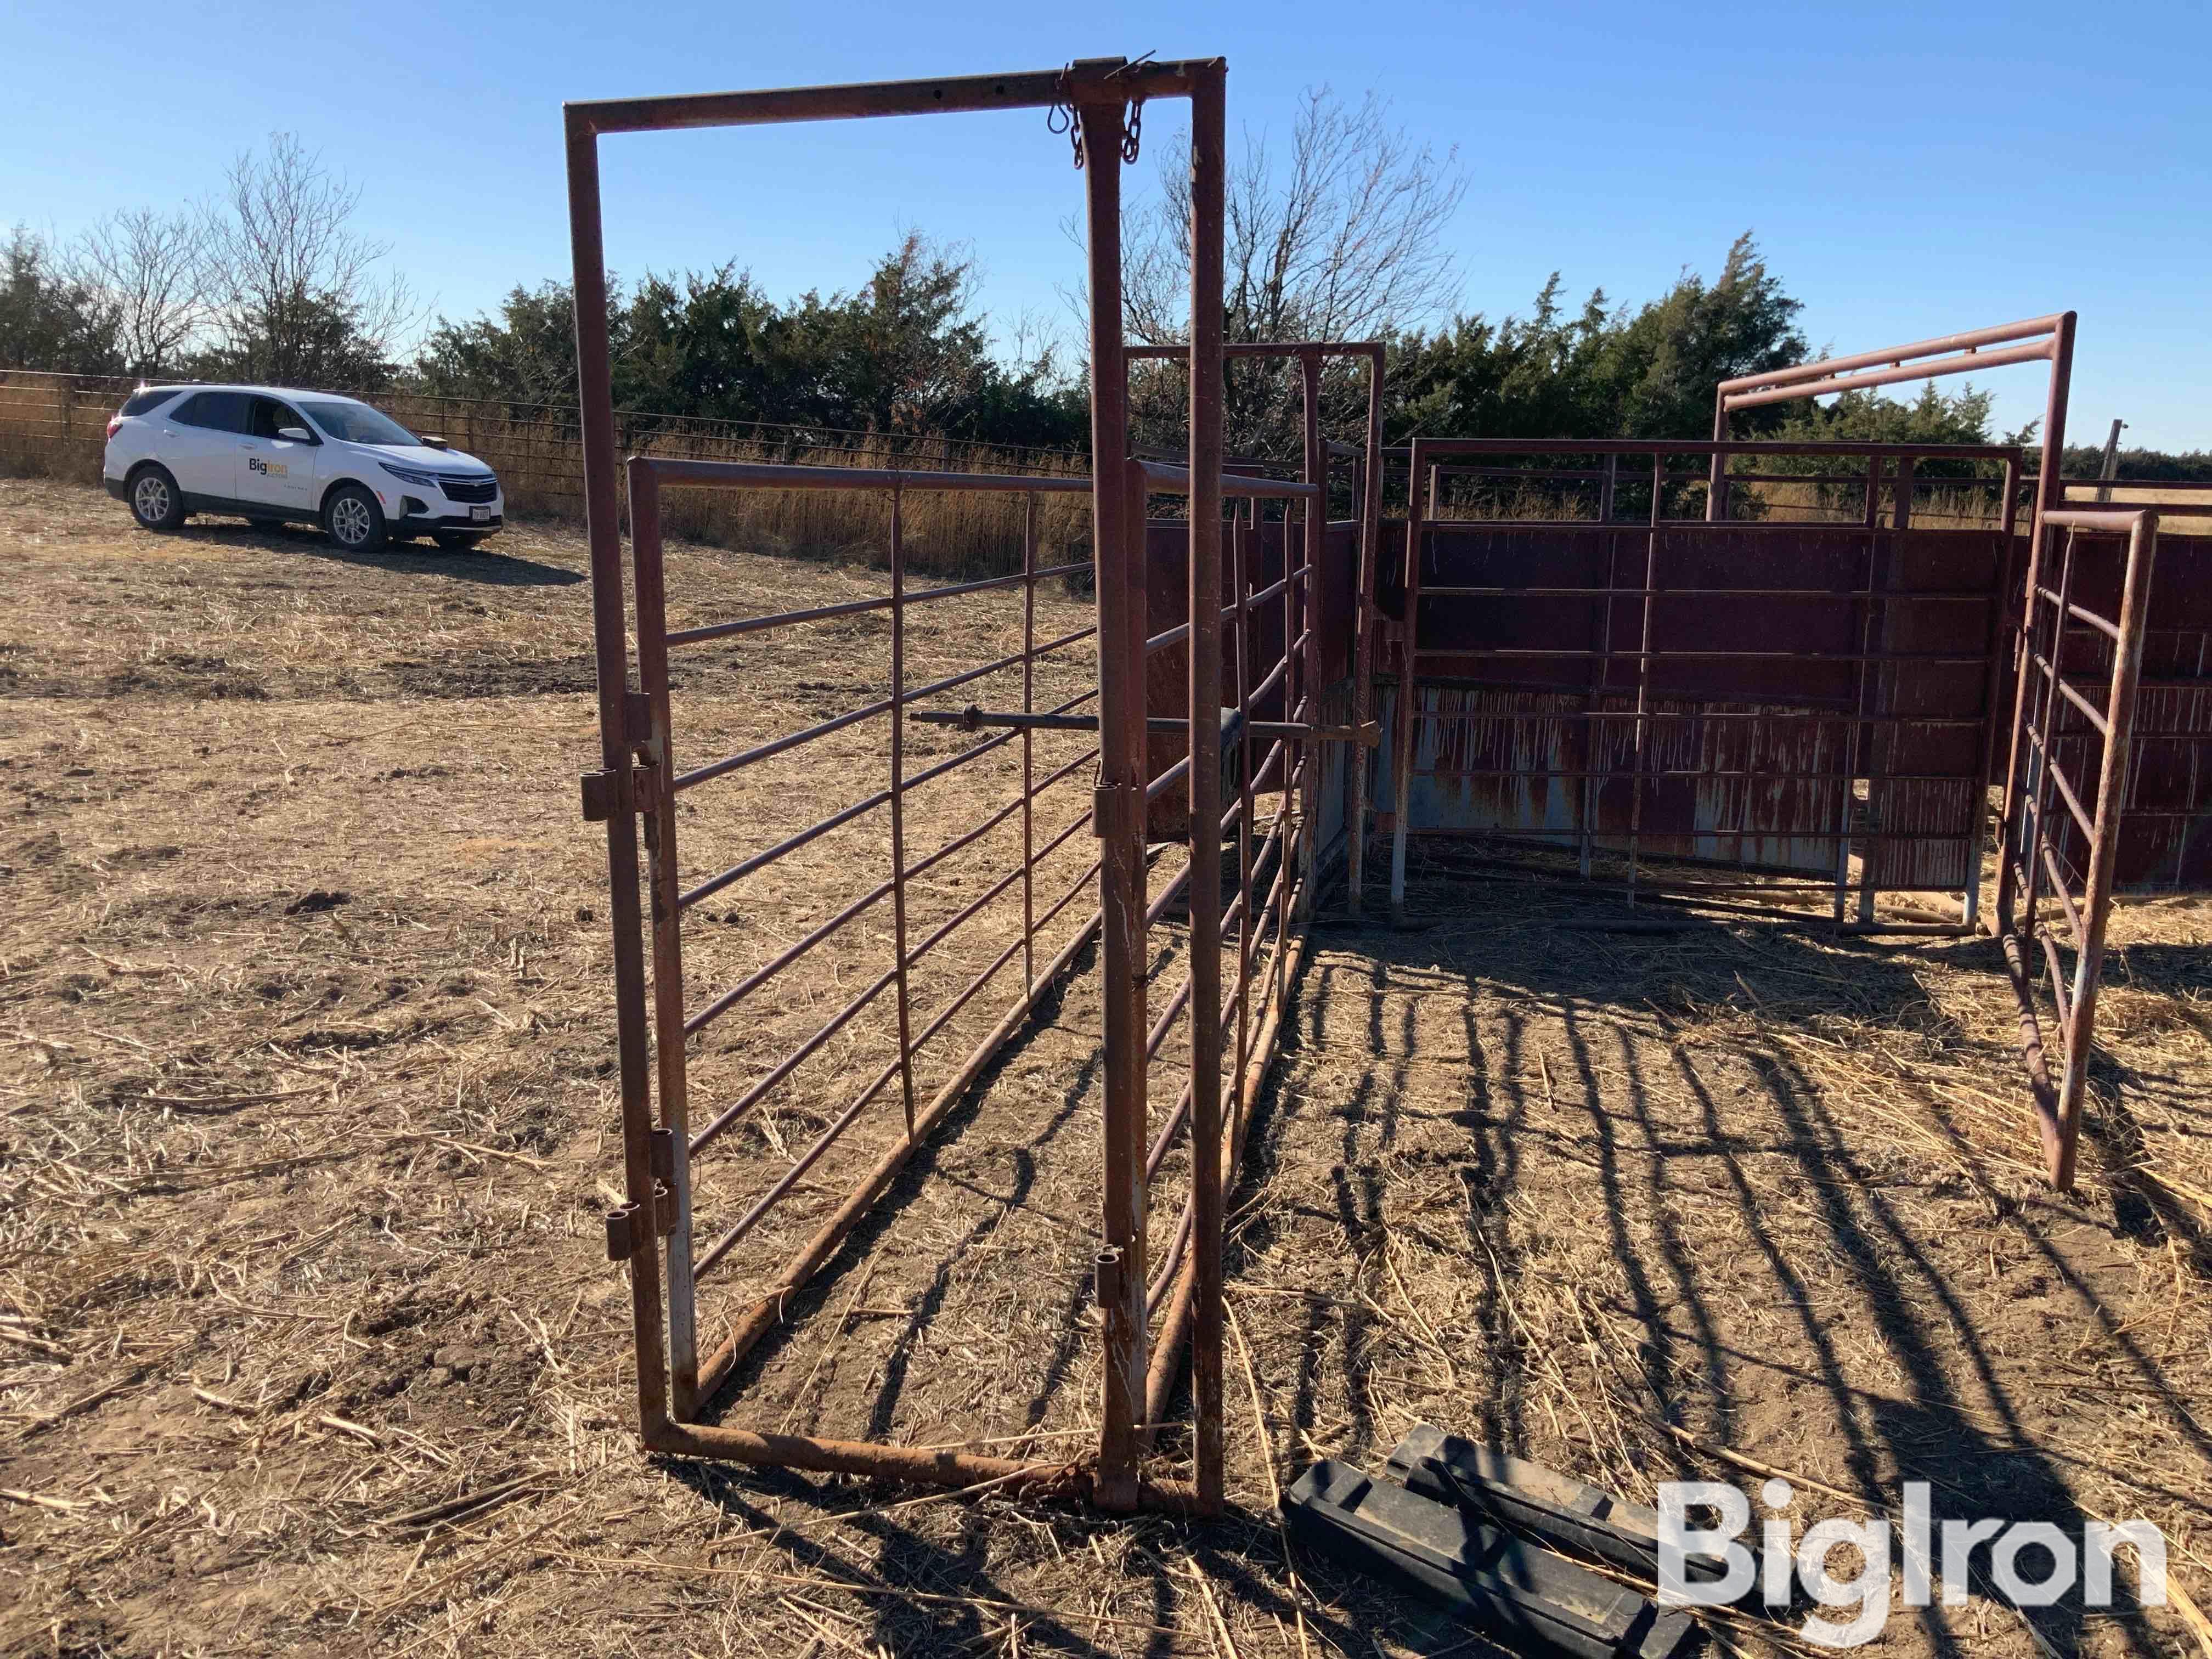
(1144, 518, 1359, 839)
(1373, 684, 1857, 877)
(1380, 521, 2006, 896)
(2021, 531, 2212, 890)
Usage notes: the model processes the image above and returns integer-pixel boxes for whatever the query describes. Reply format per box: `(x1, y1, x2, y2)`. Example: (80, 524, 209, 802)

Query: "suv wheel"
(324, 483, 387, 553)
(128, 465, 188, 533)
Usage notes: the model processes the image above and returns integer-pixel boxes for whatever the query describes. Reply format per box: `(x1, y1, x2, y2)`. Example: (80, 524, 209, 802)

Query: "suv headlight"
(380, 461, 442, 488)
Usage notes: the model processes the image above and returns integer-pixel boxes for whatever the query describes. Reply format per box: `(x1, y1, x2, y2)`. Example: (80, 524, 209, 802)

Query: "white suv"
(103, 385, 505, 554)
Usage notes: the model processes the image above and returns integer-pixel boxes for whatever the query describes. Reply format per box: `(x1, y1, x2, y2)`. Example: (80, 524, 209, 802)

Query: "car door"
(158, 391, 246, 501)
(235, 397, 319, 515)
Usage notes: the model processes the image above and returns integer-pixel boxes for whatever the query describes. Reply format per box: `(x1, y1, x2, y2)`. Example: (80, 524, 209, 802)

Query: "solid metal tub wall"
(1378, 449, 2024, 923)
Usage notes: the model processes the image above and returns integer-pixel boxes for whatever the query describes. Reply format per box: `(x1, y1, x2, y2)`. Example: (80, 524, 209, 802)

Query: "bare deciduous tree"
(1118, 87, 1466, 456)
(70, 208, 207, 376)
(198, 133, 420, 387)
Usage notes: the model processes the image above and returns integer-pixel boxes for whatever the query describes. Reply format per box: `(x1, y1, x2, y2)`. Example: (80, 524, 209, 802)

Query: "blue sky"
(4, 0, 2205, 447)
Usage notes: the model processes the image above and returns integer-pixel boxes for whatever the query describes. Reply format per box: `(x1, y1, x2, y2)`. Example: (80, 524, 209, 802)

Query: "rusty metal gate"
(1996, 506, 2164, 1186)
(567, 59, 1392, 1516)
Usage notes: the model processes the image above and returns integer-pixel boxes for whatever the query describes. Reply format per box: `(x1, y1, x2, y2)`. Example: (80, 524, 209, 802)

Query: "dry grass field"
(4, 475, 2211, 1659)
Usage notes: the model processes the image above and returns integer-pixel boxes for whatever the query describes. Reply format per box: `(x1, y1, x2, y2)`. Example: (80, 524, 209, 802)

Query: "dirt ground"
(4, 475, 2210, 1659)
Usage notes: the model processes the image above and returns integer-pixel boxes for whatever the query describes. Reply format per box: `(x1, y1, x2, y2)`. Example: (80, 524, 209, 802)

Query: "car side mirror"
(278, 426, 316, 444)
(419, 435, 450, 450)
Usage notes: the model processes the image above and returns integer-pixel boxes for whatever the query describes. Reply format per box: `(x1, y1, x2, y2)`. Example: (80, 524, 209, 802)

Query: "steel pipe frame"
(1704, 316, 2073, 939)
(628, 458, 1104, 1418)
(1994, 506, 2160, 1189)
(569, 59, 1234, 1507)
(1107, 338, 1381, 1496)
(1123, 341, 1387, 916)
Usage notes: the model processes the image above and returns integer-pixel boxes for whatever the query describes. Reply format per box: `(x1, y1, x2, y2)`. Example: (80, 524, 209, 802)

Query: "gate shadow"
(1216, 861, 2196, 1658)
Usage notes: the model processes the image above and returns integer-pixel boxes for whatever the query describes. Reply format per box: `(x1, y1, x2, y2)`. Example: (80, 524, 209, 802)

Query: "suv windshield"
(297, 399, 419, 447)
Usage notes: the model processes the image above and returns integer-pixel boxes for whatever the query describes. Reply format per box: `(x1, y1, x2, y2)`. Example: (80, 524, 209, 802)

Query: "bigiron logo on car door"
(248, 456, 287, 477)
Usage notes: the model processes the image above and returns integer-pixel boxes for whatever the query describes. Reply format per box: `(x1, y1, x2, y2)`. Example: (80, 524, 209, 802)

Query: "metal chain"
(1049, 60, 1145, 170)
(1046, 80, 1083, 170)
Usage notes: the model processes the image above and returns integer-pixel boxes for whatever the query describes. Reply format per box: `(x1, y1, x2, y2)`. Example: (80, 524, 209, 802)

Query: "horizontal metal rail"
(1412, 584, 1995, 602)
(636, 457, 1096, 494)
(1410, 646, 1990, 664)
(1384, 704, 1987, 727)
(666, 562, 1092, 648)
(1138, 460, 1323, 500)
(1414, 767, 1979, 786)
(2026, 652, 2114, 736)
(568, 58, 1217, 136)
(1399, 437, 2029, 460)
(676, 687, 1097, 906)
(1717, 315, 2064, 410)
(909, 706, 1377, 745)
(690, 847, 1104, 1279)
(672, 633, 1094, 791)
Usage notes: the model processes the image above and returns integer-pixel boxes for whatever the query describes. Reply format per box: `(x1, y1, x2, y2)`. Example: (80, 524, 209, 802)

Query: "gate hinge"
(579, 765, 658, 822)
(1091, 774, 1136, 839)
(603, 1183, 675, 1259)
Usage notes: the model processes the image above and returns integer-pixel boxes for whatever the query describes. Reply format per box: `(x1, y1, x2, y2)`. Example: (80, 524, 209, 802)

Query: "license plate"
(470, 505, 490, 522)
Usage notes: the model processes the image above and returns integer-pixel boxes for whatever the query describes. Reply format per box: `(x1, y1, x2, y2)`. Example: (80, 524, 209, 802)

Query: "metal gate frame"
(1124, 341, 1387, 915)
(566, 59, 1246, 1514)
(1376, 315, 2179, 1190)
(1995, 506, 2163, 1188)
(616, 460, 1104, 1427)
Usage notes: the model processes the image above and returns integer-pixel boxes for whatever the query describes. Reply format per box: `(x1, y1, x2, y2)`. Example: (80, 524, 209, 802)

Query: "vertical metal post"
(629, 461, 699, 1422)
(2056, 512, 2159, 1188)
(1706, 396, 1730, 521)
(2023, 532, 2081, 952)
(1579, 518, 1620, 882)
(1296, 349, 1324, 916)
(1346, 353, 1384, 918)
(1626, 452, 1662, 906)
(1022, 492, 1038, 992)
(1997, 314, 2077, 938)
(1186, 60, 1228, 1515)
(887, 489, 918, 1140)
(1274, 493, 1295, 1024)
(2095, 420, 2124, 504)
(1080, 92, 1146, 1514)
(1965, 455, 2023, 930)
(1390, 442, 1428, 919)
(1854, 470, 1899, 924)
(1233, 502, 1256, 1103)
(566, 109, 668, 1438)
(1834, 458, 1884, 922)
